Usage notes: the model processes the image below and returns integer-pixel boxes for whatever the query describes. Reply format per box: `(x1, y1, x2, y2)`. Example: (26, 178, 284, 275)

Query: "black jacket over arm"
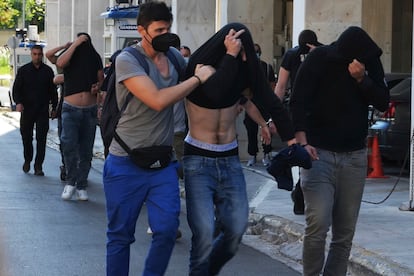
(186, 22, 295, 142)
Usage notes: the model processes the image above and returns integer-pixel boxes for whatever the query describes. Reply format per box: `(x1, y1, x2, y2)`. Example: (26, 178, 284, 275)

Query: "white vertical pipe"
(409, 2, 414, 210)
(88, 0, 92, 34)
(71, 0, 75, 39)
(57, 0, 61, 45)
(292, 0, 306, 47)
(22, 0, 26, 28)
(215, 0, 228, 32)
(171, 0, 178, 34)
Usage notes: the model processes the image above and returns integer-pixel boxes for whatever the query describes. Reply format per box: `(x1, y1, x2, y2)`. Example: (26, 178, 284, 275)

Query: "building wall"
(362, 0, 393, 72)
(173, 0, 216, 53)
(43, 0, 411, 161)
(45, 0, 107, 60)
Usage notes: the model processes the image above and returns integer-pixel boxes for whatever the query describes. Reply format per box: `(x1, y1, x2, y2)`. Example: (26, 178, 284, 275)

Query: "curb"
(247, 212, 414, 276)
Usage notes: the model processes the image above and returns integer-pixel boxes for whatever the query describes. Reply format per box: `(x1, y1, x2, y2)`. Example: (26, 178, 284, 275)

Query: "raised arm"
(123, 64, 215, 111)
(56, 35, 88, 69)
(46, 42, 72, 65)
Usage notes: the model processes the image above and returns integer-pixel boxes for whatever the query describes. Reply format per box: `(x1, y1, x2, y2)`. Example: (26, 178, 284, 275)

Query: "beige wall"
(42, 0, 411, 161)
(45, 0, 107, 58)
(173, 0, 216, 52)
(362, 0, 393, 72)
(295, 0, 411, 73)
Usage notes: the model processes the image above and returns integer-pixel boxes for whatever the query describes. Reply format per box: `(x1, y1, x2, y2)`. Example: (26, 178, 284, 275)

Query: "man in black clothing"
(13, 45, 58, 176)
(244, 43, 276, 167)
(46, 42, 72, 181)
(290, 26, 389, 276)
(56, 32, 103, 201)
(275, 29, 322, 215)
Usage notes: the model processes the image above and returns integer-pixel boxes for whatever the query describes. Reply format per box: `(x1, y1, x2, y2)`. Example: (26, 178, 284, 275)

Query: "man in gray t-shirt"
(102, 2, 215, 276)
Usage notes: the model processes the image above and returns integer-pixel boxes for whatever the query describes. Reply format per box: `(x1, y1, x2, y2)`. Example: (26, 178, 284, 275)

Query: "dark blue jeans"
(103, 154, 180, 276)
(61, 102, 97, 189)
(183, 155, 249, 276)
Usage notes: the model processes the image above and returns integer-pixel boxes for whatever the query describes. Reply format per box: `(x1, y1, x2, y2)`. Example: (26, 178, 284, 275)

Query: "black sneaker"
(22, 161, 30, 173)
(60, 165, 67, 181)
(291, 181, 305, 215)
(34, 169, 45, 176)
(34, 164, 44, 176)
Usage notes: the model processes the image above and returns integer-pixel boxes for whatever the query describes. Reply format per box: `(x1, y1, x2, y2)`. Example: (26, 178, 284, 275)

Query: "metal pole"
(399, 2, 414, 212)
(22, 0, 25, 28)
(409, 1, 414, 211)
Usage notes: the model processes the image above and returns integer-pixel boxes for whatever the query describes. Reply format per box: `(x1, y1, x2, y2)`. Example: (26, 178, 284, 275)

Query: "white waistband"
(184, 134, 238, 152)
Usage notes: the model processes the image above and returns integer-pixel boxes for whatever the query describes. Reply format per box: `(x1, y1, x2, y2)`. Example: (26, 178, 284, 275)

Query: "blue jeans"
(103, 154, 180, 276)
(300, 148, 366, 276)
(61, 103, 97, 189)
(183, 155, 249, 276)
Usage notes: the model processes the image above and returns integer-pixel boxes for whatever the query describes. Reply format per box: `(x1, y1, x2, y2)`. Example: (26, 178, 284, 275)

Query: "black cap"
(298, 29, 322, 47)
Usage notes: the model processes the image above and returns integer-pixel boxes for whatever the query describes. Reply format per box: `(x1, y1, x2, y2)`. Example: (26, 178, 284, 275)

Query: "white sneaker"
(76, 189, 89, 201)
(147, 227, 153, 235)
(61, 185, 76, 200)
(246, 155, 256, 166)
(262, 154, 271, 166)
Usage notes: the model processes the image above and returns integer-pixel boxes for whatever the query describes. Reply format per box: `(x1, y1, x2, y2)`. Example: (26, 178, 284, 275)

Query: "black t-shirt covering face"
(185, 22, 296, 142)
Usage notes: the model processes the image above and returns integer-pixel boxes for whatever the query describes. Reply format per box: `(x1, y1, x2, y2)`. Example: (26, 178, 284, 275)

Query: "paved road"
(0, 113, 300, 276)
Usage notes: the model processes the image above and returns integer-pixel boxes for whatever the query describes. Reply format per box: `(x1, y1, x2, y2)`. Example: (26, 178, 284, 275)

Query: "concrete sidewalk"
(243, 165, 414, 276)
(3, 110, 414, 275)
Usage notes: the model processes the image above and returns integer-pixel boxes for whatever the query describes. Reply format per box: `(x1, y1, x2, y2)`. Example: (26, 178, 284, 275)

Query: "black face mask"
(151, 33, 180, 52)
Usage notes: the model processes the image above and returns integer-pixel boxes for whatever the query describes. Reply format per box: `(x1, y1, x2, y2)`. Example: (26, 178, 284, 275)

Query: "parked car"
(369, 75, 411, 163)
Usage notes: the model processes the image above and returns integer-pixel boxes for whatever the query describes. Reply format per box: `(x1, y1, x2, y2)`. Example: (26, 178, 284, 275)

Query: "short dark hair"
(31, 45, 43, 52)
(137, 1, 173, 29)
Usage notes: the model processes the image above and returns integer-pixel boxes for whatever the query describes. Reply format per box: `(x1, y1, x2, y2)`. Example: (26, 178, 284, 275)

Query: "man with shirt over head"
(56, 32, 104, 201)
(46, 42, 72, 181)
(183, 23, 298, 275)
(290, 26, 389, 276)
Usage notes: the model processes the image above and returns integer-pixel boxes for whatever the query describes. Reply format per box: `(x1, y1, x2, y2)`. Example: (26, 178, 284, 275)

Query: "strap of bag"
(113, 47, 148, 153)
(166, 48, 184, 82)
(114, 46, 184, 153)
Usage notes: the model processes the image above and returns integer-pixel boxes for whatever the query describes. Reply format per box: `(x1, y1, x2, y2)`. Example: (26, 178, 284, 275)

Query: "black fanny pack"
(114, 132, 172, 170)
(129, 146, 172, 170)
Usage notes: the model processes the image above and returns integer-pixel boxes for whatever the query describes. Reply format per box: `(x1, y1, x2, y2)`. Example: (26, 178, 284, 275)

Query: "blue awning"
(18, 41, 47, 48)
(101, 6, 139, 19)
